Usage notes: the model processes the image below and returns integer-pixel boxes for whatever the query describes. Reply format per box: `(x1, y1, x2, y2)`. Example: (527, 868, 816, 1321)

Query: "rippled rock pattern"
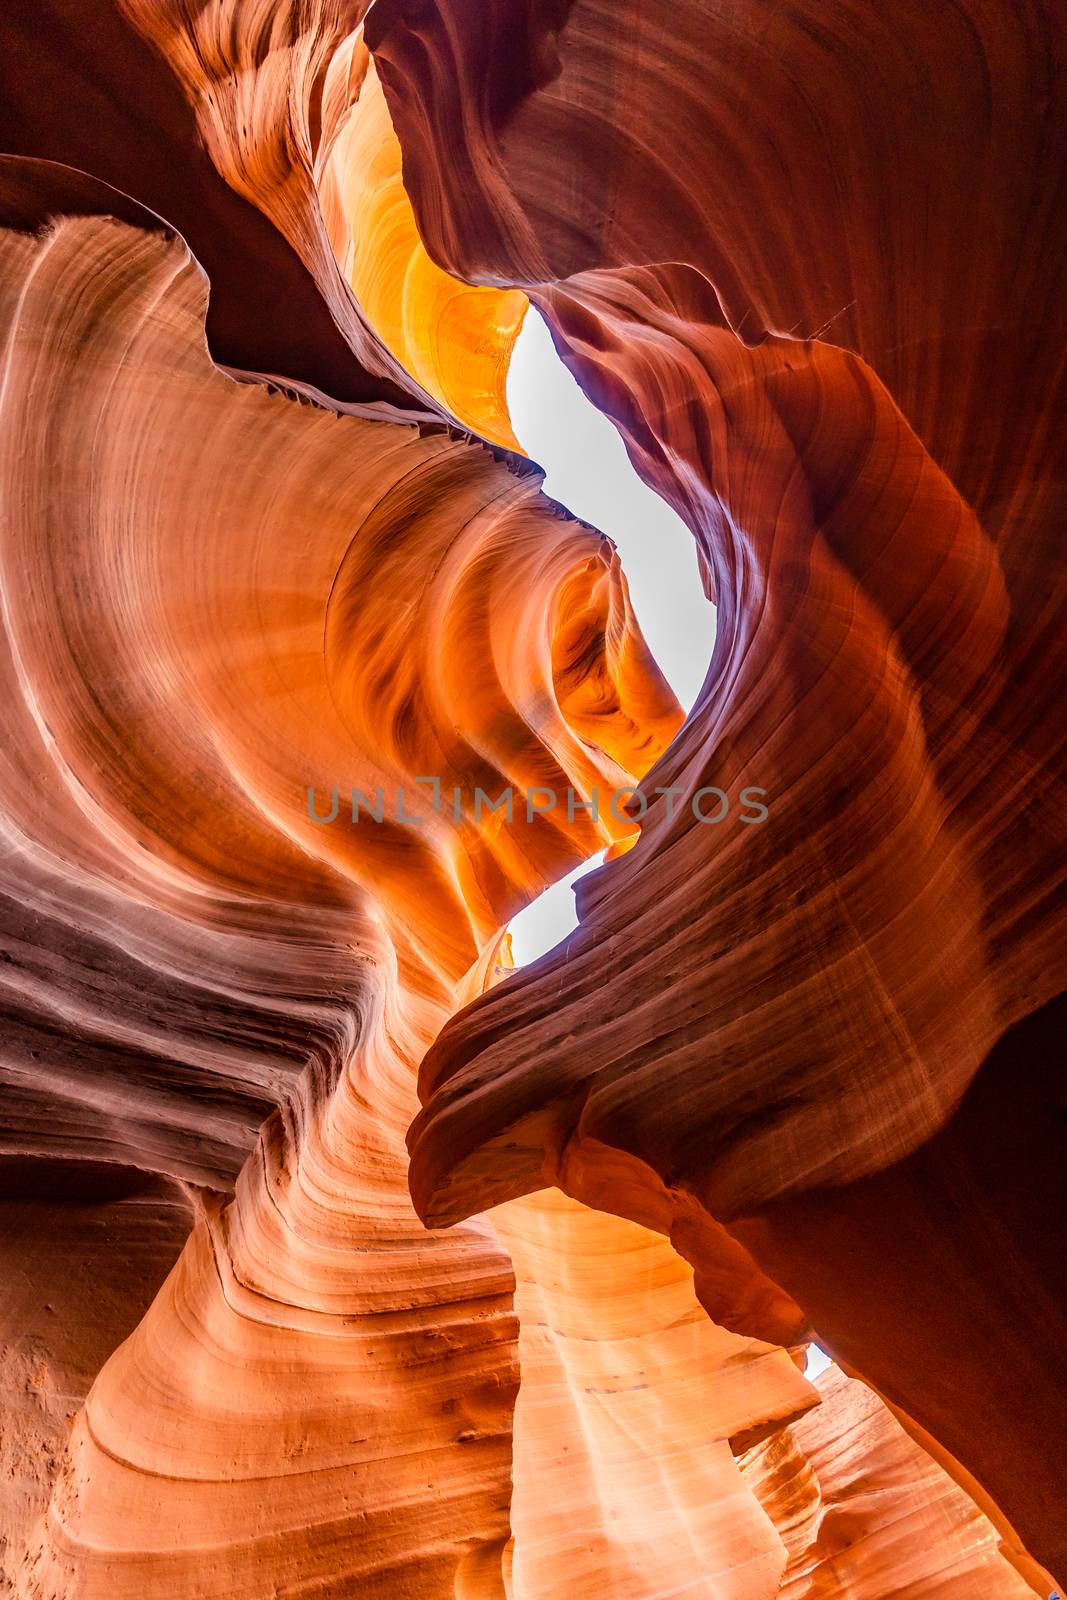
(0, 2, 1062, 1597)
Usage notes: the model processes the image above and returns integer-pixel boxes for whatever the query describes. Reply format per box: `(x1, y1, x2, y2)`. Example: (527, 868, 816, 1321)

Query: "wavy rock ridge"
(0, 1, 1063, 1597)
(370, 0, 1067, 1579)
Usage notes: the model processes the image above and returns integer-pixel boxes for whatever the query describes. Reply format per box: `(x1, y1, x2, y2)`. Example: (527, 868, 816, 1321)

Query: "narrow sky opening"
(501, 322, 832, 1391)
(805, 1344, 833, 1381)
(505, 308, 715, 967)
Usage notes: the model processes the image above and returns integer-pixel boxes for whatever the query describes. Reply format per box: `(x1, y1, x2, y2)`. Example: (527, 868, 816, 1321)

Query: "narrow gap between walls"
(505, 306, 714, 967)
(503, 310, 834, 1389)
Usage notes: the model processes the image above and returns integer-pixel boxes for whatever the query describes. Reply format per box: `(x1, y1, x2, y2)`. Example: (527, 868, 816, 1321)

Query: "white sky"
(805, 1345, 832, 1379)
(505, 308, 714, 967)
(507, 310, 714, 715)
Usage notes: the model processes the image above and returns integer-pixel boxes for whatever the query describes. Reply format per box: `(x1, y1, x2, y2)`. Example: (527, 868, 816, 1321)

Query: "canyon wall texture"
(0, 1, 1063, 1597)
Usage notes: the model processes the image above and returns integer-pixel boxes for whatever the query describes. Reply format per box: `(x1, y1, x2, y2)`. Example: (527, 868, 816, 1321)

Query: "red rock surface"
(0, 1, 1062, 1596)
(371, 0, 1067, 1579)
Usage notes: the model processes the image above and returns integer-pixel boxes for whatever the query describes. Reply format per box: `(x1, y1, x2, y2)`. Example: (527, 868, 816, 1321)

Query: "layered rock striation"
(371, 0, 1067, 1578)
(0, 0, 1062, 1596)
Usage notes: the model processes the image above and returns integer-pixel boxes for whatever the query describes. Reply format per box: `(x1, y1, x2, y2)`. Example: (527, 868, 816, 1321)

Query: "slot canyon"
(0, 2, 1063, 1597)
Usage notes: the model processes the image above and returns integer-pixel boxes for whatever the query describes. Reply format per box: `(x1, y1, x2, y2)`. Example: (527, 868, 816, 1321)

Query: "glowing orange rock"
(329, 61, 528, 449)
(0, 216, 673, 1596)
(0, 0, 1062, 1594)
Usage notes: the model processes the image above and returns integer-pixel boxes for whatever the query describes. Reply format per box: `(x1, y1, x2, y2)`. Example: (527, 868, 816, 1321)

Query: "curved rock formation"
(370, 0, 1067, 1578)
(327, 60, 528, 449)
(1, 2, 422, 407)
(0, 213, 678, 1595)
(0, 0, 1062, 1596)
